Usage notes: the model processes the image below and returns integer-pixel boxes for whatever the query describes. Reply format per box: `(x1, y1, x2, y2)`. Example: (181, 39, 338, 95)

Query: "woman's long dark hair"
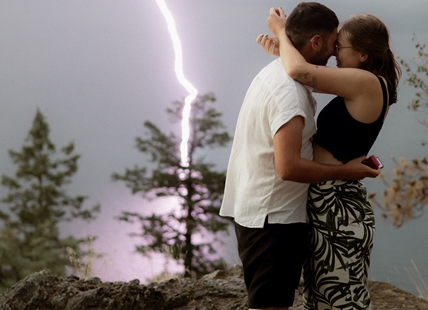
(341, 14, 401, 105)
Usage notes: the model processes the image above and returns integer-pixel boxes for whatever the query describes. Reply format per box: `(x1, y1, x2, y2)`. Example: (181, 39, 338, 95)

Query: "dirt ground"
(369, 281, 428, 309)
(290, 280, 428, 309)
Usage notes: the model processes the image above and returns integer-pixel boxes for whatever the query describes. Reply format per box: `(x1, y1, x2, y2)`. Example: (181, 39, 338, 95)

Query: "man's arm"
(273, 116, 380, 183)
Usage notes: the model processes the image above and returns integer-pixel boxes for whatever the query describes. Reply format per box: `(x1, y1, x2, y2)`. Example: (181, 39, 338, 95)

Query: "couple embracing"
(220, 2, 401, 310)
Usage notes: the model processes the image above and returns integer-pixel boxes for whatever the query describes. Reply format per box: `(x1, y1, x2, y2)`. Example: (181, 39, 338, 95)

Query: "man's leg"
(235, 217, 308, 309)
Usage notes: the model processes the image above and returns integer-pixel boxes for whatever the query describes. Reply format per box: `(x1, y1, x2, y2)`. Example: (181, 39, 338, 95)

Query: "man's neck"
(299, 43, 314, 63)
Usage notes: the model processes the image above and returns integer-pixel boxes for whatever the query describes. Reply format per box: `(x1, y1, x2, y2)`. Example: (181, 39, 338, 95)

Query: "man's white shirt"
(220, 58, 317, 228)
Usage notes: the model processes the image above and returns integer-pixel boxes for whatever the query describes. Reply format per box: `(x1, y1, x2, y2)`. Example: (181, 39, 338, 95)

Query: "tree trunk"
(183, 174, 194, 278)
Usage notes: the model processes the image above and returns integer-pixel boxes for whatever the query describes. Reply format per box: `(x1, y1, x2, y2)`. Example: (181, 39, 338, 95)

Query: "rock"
(0, 265, 246, 310)
(1, 265, 428, 309)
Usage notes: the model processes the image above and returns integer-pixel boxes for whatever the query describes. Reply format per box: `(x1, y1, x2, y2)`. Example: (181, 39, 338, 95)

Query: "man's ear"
(310, 35, 323, 52)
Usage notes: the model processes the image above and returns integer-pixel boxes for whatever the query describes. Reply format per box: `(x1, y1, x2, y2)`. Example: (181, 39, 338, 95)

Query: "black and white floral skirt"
(303, 180, 375, 310)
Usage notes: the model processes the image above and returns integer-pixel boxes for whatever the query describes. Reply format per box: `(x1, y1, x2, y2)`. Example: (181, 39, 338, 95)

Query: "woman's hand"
(267, 7, 286, 37)
(256, 34, 279, 56)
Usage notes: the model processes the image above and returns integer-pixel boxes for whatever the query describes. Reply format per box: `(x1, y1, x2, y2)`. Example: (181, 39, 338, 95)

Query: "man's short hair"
(286, 2, 339, 50)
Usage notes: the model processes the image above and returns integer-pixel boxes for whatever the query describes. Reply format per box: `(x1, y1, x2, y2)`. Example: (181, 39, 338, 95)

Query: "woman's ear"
(310, 35, 323, 51)
(359, 52, 368, 63)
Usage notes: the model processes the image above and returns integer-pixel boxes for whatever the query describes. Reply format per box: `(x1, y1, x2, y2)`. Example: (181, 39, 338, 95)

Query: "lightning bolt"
(155, 0, 198, 168)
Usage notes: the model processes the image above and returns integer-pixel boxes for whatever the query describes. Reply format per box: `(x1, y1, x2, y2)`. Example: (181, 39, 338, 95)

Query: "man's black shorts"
(234, 217, 308, 308)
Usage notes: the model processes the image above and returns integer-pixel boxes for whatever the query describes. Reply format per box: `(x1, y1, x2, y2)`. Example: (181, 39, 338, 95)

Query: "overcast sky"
(1, 0, 427, 291)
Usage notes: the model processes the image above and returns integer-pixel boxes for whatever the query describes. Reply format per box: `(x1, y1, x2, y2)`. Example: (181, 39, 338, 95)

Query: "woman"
(258, 8, 401, 310)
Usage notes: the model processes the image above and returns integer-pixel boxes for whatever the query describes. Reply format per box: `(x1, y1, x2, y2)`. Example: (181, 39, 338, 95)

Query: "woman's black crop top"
(313, 77, 388, 163)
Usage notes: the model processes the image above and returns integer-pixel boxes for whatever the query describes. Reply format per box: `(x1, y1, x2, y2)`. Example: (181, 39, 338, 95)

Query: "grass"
(404, 259, 428, 300)
(66, 236, 97, 279)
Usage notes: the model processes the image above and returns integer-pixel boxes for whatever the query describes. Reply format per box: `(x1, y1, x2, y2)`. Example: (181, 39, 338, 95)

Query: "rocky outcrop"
(0, 266, 248, 310)
(1, 265, 428, 310)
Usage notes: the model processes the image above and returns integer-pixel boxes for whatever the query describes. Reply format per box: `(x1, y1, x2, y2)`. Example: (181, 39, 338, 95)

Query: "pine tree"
(0, 109, 100, 290)
(112, 93, 232, 278)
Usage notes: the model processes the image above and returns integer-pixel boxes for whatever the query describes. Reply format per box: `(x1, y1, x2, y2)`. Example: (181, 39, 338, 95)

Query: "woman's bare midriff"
(313, 143, 343, 166)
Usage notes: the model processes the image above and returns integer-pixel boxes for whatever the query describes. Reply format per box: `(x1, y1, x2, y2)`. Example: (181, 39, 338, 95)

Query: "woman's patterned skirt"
(303, 180, 375, 310)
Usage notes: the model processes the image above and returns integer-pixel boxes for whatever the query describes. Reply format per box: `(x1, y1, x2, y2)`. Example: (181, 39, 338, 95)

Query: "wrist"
(275, 29, 286, 39)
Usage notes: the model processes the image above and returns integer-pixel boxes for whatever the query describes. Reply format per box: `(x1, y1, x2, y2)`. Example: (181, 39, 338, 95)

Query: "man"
(220, 3, 379, 310)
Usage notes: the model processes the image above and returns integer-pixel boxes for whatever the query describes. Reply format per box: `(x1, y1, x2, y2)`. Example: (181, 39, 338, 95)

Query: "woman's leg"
(303, 180, 375, 310)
